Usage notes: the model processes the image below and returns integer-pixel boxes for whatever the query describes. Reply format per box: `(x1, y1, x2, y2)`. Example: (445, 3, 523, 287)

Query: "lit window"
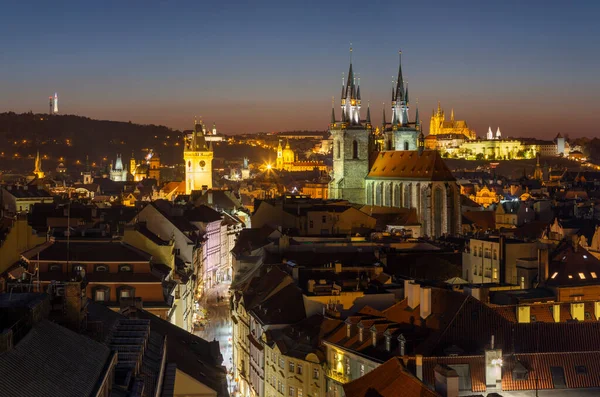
(579, 273, 586, 279)
(583, 255, 588, 259)
(360, 364, 365, 377)
(95, 290, 105, 301)
(313, 368, 319, 379)
(551, 272, 558, 279)
(297, 364, 302, 375)
(591, 272, 598, 279)
(120, 289, 130, 298)
(289, 361, 295, 373)
(568, 275, 573, 279)
(298, 388, 303, 397)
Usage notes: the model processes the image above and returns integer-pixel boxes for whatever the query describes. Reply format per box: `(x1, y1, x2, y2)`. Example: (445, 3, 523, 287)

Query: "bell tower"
(184, 119, 213, 194)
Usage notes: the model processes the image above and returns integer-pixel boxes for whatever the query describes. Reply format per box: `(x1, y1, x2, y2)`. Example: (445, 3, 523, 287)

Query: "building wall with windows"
(322, 342, 379, 397)
(264, 343, 326, 397)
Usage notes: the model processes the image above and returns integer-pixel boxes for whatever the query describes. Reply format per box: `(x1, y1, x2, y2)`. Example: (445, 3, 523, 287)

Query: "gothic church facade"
(328, 53, 461, 237)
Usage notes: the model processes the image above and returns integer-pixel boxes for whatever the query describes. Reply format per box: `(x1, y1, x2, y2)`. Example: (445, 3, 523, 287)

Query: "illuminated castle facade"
(184, 120, 213, 194)
(429, 103, 477, 139)
(329, 52, 461, 237)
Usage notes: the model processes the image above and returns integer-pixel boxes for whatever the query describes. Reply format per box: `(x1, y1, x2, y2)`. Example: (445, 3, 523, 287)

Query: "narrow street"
(194, 281, 234, 380)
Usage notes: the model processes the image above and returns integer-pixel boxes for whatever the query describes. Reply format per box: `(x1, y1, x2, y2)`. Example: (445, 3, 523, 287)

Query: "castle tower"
(329, 51, 373, 204)
(184, 119, 213, 194)
(53, 93, 58, 114)
(33, 150, 44, 179)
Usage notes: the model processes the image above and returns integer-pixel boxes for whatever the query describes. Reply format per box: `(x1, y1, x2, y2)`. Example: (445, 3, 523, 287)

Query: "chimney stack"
(420, 287, 432, 319)
(538, 244, 549, 285)
(434, 364, 459, 397)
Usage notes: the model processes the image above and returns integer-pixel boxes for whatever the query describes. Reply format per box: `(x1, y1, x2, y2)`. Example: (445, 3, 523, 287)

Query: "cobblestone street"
(194, 281, 233, 376)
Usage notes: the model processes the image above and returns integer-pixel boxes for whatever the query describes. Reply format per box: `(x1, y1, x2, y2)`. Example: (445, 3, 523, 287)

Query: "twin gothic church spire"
(331, 49, 418, 129)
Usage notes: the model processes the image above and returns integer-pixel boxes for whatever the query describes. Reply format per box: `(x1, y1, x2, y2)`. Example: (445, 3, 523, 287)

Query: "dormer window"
(358, 328, 364, 342)
(385, 335, 391, 352)
(371, 330, 377, 347)
(49, 264, 61, 272)
(579, 273, 586, 279)
(119, 264, 133, 272)
(346, 324, 351, 338)
(95, 264, 108, 272)
(591, 272, 598, 279)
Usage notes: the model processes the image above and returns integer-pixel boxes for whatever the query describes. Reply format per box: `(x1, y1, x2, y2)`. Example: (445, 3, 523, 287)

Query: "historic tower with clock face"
(184, 120, 213, 194)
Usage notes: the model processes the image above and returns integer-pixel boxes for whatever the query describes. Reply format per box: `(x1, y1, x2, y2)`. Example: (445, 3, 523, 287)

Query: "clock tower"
(184, 119, 213, 194)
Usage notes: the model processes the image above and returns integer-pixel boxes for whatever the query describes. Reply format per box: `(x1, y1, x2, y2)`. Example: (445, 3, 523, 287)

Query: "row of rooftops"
(0, 292, 228, 397)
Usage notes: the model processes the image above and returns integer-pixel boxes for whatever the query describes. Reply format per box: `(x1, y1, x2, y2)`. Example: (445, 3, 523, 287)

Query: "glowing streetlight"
(266, 163, 272, 170)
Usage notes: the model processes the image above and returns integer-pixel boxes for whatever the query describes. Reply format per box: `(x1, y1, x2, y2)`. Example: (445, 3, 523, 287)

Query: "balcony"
(325, 363, 350, 384)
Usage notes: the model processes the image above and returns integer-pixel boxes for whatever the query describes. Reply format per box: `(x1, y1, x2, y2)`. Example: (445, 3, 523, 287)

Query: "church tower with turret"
(329, 49, 374, 203)
(184, 119, 213, 194)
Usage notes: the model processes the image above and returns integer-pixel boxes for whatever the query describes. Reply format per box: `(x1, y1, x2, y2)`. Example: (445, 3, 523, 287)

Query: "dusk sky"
(1, 1, 599, 137)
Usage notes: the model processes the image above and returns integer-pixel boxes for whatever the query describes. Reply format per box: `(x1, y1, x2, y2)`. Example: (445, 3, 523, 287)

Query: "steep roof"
(185, 205, 223, 223)
(0, 320, 111, 397)
(343, 357, 438, 397)
(34, 240, 152, 262)
(545, 241, 600, 287)
(367, 151, 455, 181)
(135, 309, 228, 396)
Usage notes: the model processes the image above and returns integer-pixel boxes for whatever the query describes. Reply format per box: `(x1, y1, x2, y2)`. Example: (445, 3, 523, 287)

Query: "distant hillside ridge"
(0, 112, 182, 165)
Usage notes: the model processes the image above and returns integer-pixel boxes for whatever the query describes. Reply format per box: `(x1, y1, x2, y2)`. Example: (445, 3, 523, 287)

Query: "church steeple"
(395, 50, 405, 102)
(382, 104, 386, 127)
(331, 97, 336, 124)
(340, 46, 361, 125)
(391, 50, 409, 127)
(366, 102, 371, 124)
(33, 150, 44, 179)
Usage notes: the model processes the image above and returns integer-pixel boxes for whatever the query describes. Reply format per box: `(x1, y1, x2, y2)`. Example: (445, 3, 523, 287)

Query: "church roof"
(367, 150, 456, 181)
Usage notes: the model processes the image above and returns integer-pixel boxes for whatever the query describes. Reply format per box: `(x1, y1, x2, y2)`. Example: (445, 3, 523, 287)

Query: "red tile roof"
(344, 357, 439, 397)
(367, 151, 455, 181)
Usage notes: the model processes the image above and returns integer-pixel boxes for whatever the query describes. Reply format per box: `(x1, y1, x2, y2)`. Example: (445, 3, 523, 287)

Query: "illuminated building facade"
(184, 120, 213, 194)
(109, 154, 129, 181)
(275, 139, 328, 172)
(429, 103, 476, 139)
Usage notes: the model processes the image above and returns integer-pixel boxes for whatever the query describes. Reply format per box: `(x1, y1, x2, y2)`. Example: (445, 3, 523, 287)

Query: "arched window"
(404, 141, 409, 151)
(187, 160, 191, 169)
(336, 141, 341, 159)
(352, 140, 358, 159)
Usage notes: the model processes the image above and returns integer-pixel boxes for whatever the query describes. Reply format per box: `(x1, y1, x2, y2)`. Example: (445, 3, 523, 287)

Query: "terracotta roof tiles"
(367, 150, 455, 181)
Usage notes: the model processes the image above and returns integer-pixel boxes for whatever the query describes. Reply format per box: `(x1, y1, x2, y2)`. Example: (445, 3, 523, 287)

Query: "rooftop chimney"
(538, 244, 549, 285)
(407, 282, 421, 309)
(434, 364, 459, 397)
(420, 287, 432, 319)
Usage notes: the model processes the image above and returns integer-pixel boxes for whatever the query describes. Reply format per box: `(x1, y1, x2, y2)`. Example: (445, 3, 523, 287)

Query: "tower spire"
(366, 101, 371, 123)
(450, 108, 455, 122)
(395, 50, 404, 101)
(415, 104, 420, 130)
(404, 82, 409, 104)
(382, 103, 386, 126)
(331, 97, 336, 124)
